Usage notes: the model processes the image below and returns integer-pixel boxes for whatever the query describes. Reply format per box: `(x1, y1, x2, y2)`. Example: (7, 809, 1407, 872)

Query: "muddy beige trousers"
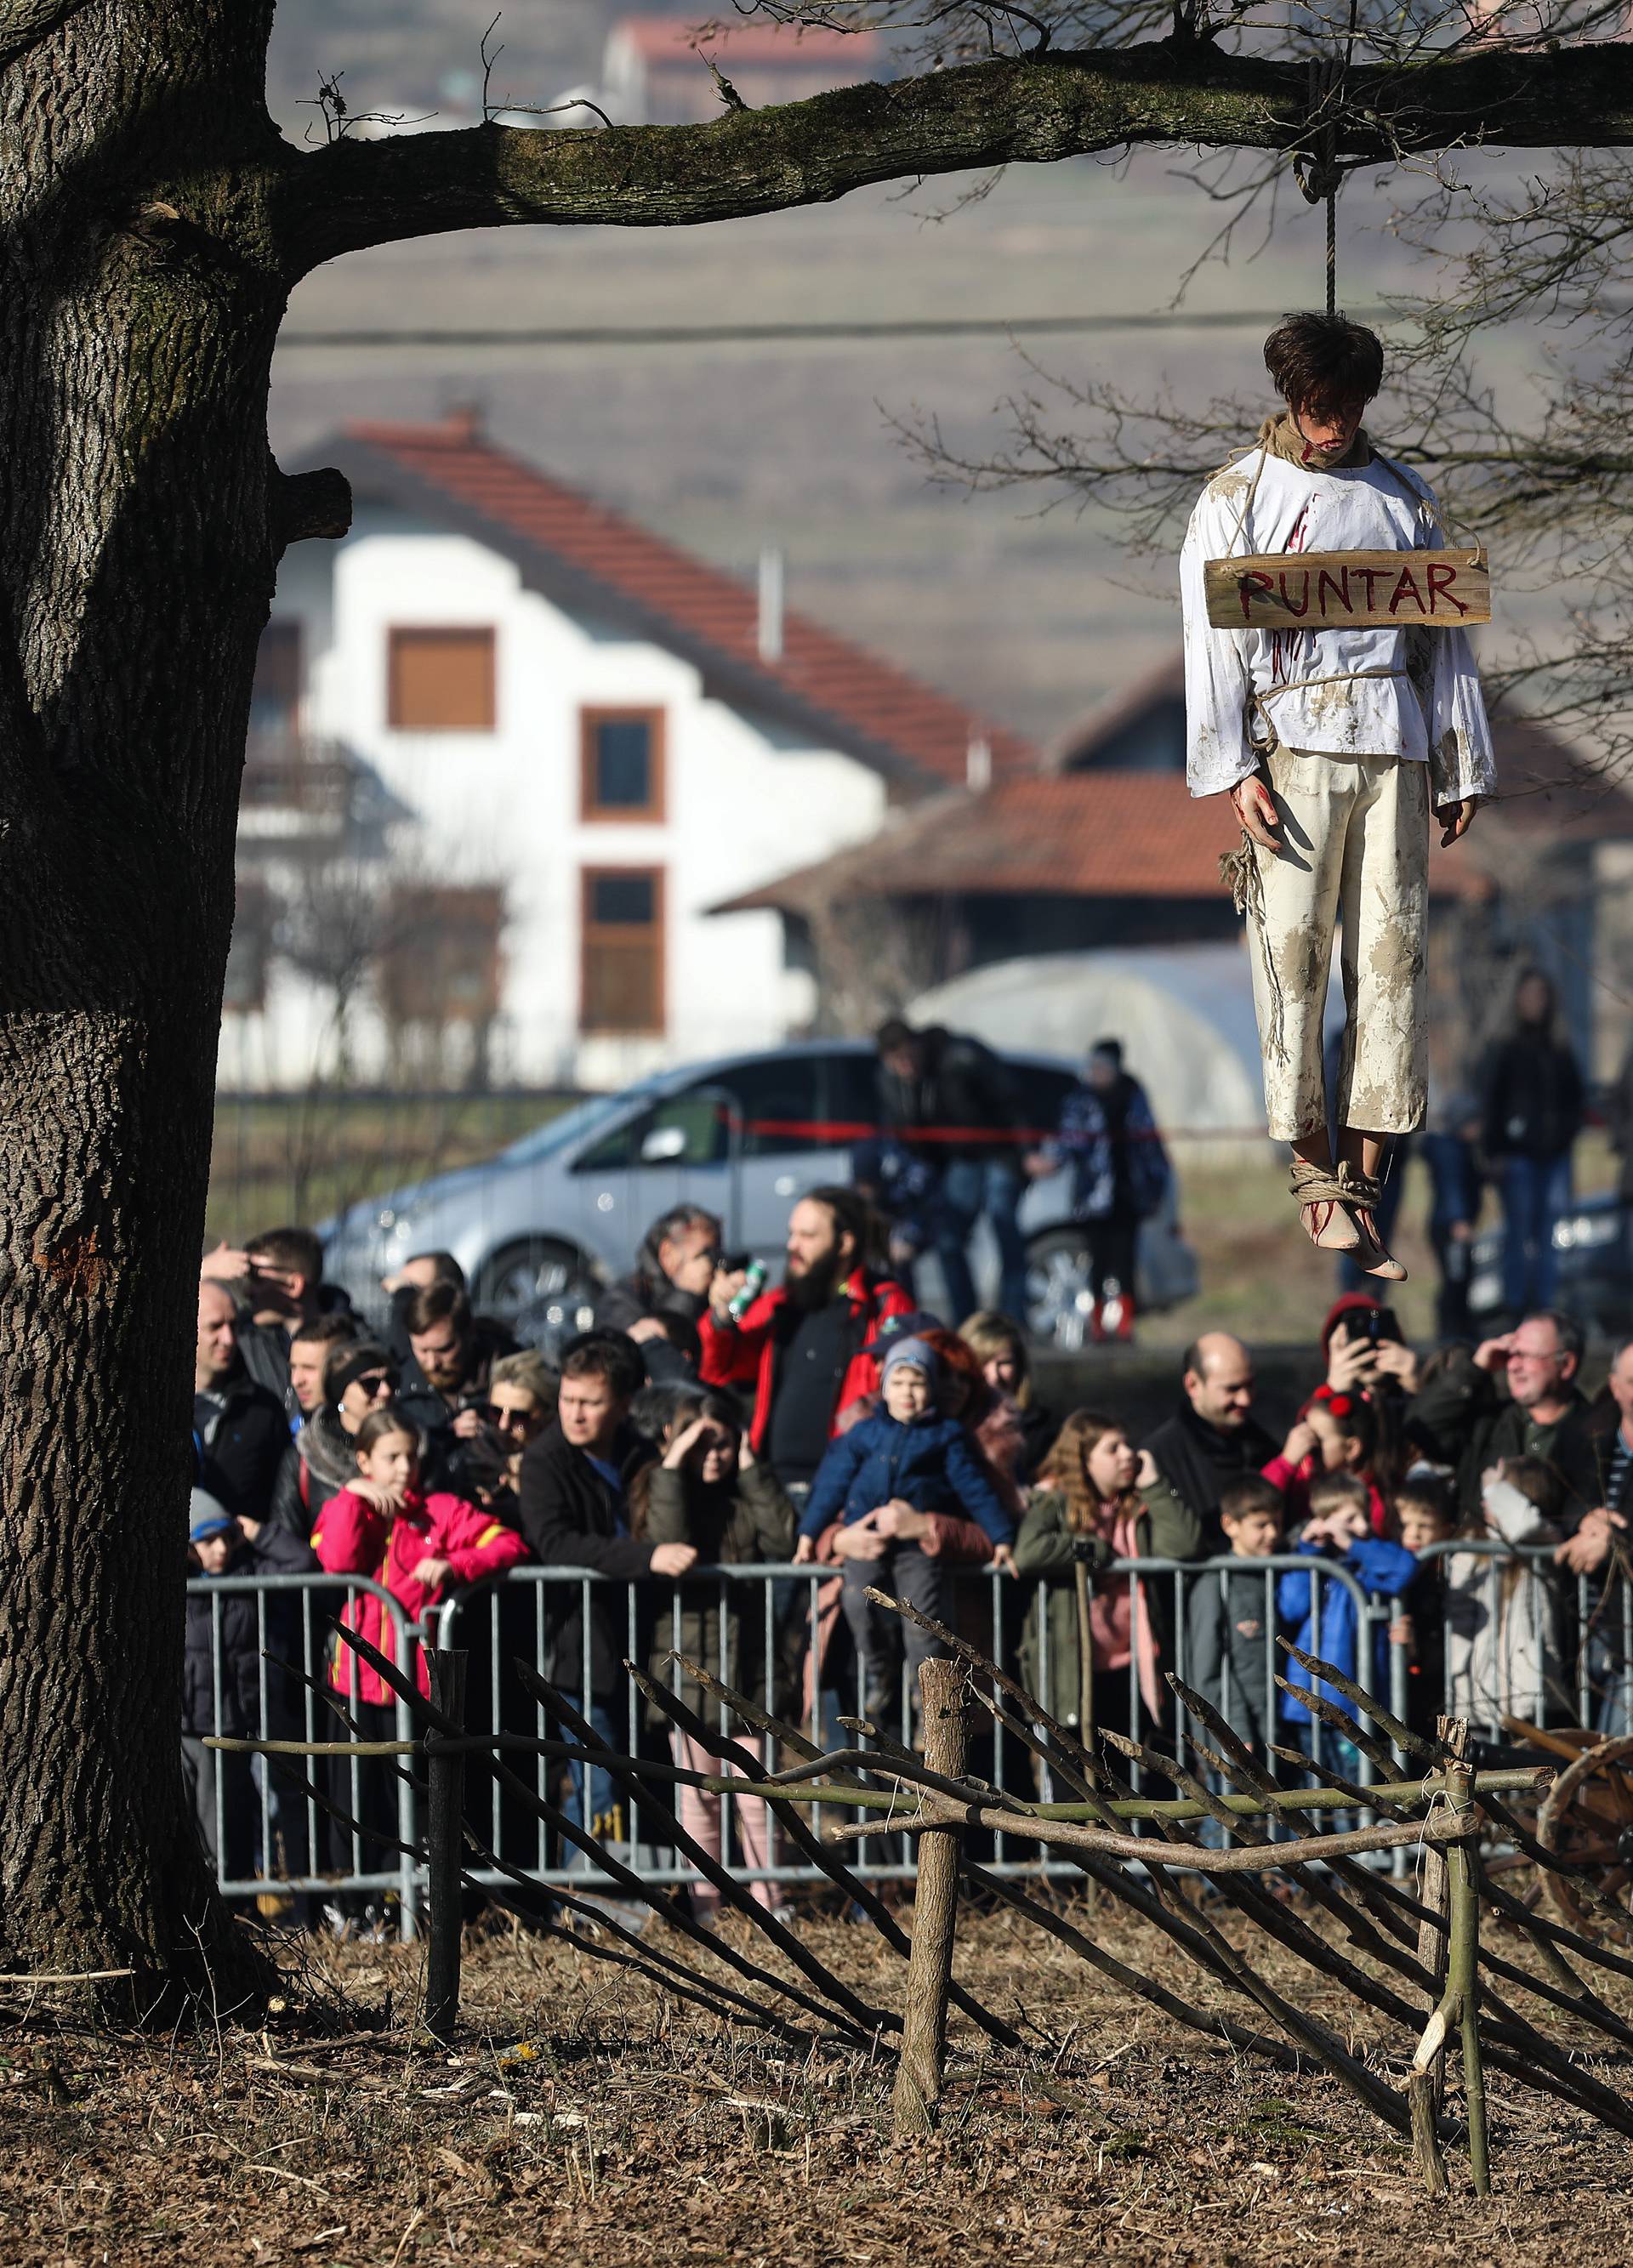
(1245, 745, 1429, 1145)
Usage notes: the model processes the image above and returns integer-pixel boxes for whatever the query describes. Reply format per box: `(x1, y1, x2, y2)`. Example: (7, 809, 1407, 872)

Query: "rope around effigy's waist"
(1253, 666, 1412, 706)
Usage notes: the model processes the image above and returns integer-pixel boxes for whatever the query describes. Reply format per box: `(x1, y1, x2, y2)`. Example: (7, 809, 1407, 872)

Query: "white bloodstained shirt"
(1178, 444, 1497, 804)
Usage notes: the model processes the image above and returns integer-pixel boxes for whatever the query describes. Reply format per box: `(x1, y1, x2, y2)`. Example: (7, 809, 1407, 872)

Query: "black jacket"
(1017, 1399, 1062, 1481)
(1398, 1557, 1449, 1742)
(516, 1423, 657, 1699)
(194, 1371, 290, 1526)
(595, 1228, 709, 1338)
(1481, 1030, 1584, 1162)
(183, 1526, 317, 1737)
(1477, 1390, 1601, 1536)
(595, 1260, 704, 1383)
(879, 1026, 1025, 1168)
(1142, 1401, 1279, 1550)
(1586, 1396, 1633, 1521)
(1408, 1358, 1601, 1532)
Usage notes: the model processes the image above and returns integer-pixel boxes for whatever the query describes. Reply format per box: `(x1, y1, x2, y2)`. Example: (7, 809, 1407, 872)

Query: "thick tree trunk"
(0, 0, 289, 2005)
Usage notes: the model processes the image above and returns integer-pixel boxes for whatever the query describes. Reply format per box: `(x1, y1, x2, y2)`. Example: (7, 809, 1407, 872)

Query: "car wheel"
(475, 1238, 600, 1350)
(1026, 1230, 1100, 1352)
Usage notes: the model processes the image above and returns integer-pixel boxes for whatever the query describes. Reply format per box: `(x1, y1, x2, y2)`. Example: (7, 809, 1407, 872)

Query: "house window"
(581, 867, 665, 1036)
(250, 621, 302, 739)
(387, 628, 496, 732)
(376, 884, 505, 1025)
(581, 708, 665, 821)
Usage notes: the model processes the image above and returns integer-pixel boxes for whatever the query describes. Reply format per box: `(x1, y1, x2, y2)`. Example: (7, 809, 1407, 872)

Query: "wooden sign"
(1204, 547, 1490, 631)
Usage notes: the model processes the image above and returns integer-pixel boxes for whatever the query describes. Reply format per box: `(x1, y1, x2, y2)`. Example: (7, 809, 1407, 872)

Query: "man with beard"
(700, 1186, 914, 1493)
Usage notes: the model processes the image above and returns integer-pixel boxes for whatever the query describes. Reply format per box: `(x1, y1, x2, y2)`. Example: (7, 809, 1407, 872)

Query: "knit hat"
(328, 1341, 399, 1407)
(880, 1336, 939, 1387)
(190, 1486, 236, 1543)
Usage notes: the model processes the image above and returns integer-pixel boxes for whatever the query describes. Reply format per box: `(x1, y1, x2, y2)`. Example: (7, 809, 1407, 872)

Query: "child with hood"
(795, 1337, 1015, 1731)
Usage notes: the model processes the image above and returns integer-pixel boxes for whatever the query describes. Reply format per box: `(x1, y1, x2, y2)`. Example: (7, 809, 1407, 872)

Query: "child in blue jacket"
(794, 1339, 1015, 1733)
(1277, 1472, 1415, 1776)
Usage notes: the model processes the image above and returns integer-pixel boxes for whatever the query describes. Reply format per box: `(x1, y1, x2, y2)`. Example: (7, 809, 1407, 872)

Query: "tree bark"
(0, 0, 291, 2007)
(282, 38, 1633, 270)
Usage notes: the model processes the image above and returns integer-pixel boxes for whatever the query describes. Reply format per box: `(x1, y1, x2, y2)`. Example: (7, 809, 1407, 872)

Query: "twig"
(0, 1968, 136, 1985)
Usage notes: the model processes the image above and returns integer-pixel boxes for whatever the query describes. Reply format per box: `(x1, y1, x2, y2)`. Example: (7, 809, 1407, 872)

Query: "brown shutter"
(387, 628, 497, 731)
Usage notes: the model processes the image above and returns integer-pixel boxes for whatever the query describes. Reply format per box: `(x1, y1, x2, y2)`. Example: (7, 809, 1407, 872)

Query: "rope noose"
(1295, 51, 1343, 315)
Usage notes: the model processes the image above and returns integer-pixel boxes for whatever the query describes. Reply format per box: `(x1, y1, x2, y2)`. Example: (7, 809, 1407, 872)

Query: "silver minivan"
(321, 1040, 1197, 1346)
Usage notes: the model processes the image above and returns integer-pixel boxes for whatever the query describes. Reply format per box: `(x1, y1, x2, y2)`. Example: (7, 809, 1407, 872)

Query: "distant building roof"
(713, 765, 1497, 913)
(308, 415, 1031, 795)
(715, 772, 1238, 912)
(1050, 651, 1633, 840)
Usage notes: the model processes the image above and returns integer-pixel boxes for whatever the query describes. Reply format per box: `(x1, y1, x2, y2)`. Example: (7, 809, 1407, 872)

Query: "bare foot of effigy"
(1289, 1159, 1363, 1254)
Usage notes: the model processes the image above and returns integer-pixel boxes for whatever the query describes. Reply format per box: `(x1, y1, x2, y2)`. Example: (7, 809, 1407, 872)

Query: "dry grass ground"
(7, 1896, 1633, 2267)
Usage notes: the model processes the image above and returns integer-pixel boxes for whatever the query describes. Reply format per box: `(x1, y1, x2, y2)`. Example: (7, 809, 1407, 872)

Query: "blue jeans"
(559, 1699, 625, 1848)
(933, 1158, 1029, 1325)
(1501, 1153, 1571, 1314)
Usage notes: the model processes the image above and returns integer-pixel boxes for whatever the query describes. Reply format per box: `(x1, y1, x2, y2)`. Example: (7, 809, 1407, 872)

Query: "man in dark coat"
(516, 1332, 697, 1841)
(1406, 1308, 1600, 1532)
(876, 1017, 1030, 1322)
(1481, 968, 1585, 1316)
(1142, 1332, 1278, 1553)
(1035, 1038, 1171, 1342)
(194, 1281, 289, 1526)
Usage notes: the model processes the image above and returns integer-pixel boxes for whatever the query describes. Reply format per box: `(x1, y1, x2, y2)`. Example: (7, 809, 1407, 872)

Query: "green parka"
(1012, 1477, 1203, 1730)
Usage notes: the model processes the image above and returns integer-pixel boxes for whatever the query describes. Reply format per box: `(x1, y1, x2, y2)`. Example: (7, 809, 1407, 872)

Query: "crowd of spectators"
(185, 1174, 1633, 1930)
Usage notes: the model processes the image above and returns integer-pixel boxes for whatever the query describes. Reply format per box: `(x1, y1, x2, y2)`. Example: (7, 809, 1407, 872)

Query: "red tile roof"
(718, 774, 1238, 909)
(715, 768, 1495, 910)
(327, 417, 1032, 793)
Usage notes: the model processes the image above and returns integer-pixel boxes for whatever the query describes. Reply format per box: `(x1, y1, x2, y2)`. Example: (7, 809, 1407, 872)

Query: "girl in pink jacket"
(312, 1406, 526, 1926)
(313, 1405, 526, 1706)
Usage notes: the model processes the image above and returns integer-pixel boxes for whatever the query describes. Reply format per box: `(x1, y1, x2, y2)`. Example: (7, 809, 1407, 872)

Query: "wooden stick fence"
(208, 1602, 1633, 2194)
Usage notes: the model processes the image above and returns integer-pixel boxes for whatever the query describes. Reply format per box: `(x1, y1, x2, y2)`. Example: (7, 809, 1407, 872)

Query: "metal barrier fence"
(184, 1548, 1633, 1917)
(183, 1571, 424, 1935)
(1408, 1539, 1633, 1739)
(186, 1551, 1429, 1913)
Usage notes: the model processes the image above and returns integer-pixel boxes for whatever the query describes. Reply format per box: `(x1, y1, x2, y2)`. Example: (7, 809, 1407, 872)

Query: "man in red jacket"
(700, 1185, 914, 1492)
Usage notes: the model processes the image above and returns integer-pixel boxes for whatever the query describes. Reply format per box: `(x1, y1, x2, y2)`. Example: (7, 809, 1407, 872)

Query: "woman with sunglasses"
(470, 1351, 558, 1519)
(268, 1340, 401, 1541)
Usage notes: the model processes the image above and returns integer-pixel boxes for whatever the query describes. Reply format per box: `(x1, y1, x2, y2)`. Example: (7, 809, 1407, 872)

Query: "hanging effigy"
(1180, 310, 1495, 1280)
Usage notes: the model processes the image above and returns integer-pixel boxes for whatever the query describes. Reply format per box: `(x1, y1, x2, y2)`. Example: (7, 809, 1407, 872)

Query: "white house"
(226, 410, 1031, 1090)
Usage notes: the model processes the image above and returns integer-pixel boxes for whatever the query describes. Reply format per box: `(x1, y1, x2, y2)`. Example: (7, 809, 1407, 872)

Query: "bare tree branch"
(278, 38, 1633, 272)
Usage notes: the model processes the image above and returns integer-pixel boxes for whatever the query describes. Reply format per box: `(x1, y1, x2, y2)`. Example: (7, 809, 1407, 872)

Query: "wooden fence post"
(424, 1648, 468, 2044)
(1443, 1731, 1488, 2196)
(892, 1658, 968, 2137)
